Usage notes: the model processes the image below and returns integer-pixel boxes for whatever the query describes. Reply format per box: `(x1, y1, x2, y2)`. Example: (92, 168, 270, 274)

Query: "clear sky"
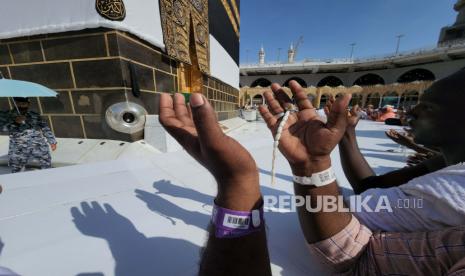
(239, 0, 458, 64)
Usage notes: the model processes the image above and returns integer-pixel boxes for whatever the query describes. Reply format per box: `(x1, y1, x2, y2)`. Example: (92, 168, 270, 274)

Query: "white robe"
(350, 163, 465, 232)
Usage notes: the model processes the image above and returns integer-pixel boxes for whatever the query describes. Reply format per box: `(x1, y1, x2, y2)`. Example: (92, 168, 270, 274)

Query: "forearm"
(292, 158, 352, 244)
(339, 127, 375, 190)
(356, 154, 446, 194)
(200, 220, 271, 276)
(199, 178, 271, 276)
(41, 126, 56, 144)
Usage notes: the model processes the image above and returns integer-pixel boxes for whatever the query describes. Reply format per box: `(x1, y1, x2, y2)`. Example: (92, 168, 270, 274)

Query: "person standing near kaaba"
(0, 97, 57, 173)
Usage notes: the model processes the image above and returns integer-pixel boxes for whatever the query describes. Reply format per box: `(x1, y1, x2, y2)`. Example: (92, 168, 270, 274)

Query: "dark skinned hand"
(159, 93, 260, 211)
(259, 81, 352, 175)
(385, 129, 416, 148)
(324, 95, 361, 129)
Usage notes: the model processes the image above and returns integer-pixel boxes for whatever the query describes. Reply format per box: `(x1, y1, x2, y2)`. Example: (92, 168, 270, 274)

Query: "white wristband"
(311, 167, 336, 187)
(293, 175, 312, 185)
(293, 167, 336, 187)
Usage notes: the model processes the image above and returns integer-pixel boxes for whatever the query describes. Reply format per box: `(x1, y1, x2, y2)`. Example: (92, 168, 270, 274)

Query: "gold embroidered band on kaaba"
(159, 0, 210, 74)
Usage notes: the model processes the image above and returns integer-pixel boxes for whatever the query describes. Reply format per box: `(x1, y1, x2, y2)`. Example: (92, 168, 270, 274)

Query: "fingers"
(385, 129, 398, 139)
(323, 106, 330, 116)
(288, 81, 314, 110)
(159, 93, 184, 129)
(327, 94, 352, 131)
(325, 96, 334, 115)
(190, 93, 224, 147)
(263, 90, 284, 115)
(70, 206, 84, 220)
(174, 93, 194, 126)
(329, 95, 335, 105)
(270, 83, 293, 109)
(350, 105, 359, 117)
(104, 204, 117, 215)
(258, 105, 277, 129)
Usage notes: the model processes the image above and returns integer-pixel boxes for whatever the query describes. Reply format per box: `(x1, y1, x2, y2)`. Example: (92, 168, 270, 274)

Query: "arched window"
(366, 93, 381, 108)
(252, 94, 264, 105)
(397, 69, 435, 83)
(381, 92, 400, 108)
(251, 78, 272, 87)
(319, 94, 330, 109)
(307, 94, 316, 102)
(283, 77, 308, 88)
(353, 74, 385, 86)
(317, 76, 343, 87)
(400, 91, 419, 109)
(350, 94, 363, 107)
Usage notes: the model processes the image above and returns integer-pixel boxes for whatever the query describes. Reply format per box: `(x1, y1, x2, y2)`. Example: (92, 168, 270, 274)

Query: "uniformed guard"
(0, 97, 57, 173)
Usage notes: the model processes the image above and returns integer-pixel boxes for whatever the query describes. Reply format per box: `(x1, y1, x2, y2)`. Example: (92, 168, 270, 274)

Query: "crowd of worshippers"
(156, 67, 465, 275)
(339, 100, 409, 125)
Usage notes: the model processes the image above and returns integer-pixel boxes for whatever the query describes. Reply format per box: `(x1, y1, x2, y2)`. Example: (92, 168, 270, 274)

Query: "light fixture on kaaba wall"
(96, 0, 126, 21)
(105, 102, 147, 134)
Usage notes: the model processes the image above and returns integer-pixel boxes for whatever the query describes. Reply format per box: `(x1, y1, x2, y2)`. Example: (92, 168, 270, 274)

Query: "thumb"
(327, 94, 352, 131)
(190, 93, 224, 146)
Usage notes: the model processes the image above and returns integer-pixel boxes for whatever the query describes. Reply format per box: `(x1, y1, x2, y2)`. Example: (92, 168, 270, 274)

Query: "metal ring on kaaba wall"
(105, 102, 148, 134)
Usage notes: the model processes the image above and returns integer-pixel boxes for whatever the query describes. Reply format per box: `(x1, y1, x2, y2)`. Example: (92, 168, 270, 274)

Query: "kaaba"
(0, 0, 240, 141)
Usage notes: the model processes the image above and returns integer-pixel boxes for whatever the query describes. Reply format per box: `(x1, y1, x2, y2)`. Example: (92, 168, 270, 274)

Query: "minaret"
(288, 43, 295, 63)
(259, 45, 265, 65)
(438, 0, 465, 45)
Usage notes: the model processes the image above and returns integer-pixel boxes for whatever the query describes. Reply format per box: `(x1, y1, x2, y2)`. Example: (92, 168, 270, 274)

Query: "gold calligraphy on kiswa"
(96, 0, 126, 21)
(159, 0, 210, 74)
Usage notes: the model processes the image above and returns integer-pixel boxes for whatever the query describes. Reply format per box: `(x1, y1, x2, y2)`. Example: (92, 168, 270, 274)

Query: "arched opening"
(283, 77, 308, 88)
(366, 93, 381, 108)
(350, 94, 363, 107)
(400, 91, 419, 109)
(252, 94, 264, 106)
(317, 76, 343, 87)
(251, 78, 272, 87)
(397, 69, 435, 83)
(381, 92, 400, 108)
(353, 74, 385, 86)
(307, 94, 316, 104)
(319, 94, 330, 109)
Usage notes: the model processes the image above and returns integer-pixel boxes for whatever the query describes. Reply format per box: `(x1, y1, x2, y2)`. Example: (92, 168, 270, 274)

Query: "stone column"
(315, 91, 322, 109)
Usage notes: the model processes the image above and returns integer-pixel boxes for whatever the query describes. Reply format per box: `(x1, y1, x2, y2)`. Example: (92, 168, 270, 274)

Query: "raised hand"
(259, 81, 351, 175)
(325, 96, 361, 129)
(385, 129, 414, 147)
(159, 93, 260, 211)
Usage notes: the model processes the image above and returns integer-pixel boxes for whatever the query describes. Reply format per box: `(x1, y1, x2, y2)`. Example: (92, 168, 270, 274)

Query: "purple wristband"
(212, 201, 264, 239)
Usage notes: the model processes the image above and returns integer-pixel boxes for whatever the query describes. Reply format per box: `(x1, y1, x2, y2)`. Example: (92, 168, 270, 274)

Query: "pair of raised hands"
(159, 81, 352, 210)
